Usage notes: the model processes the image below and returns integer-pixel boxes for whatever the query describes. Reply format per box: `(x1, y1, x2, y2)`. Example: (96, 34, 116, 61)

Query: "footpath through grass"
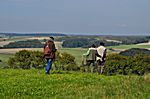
(0, 69, 150, 98)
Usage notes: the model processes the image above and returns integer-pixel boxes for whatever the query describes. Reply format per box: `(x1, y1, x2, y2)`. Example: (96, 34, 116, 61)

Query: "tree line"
(62, 36, 149, 48)
(3, 39, 44, 48)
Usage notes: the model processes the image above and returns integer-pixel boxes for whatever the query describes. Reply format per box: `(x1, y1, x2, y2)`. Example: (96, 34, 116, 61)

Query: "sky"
(0, 0, 150, 35)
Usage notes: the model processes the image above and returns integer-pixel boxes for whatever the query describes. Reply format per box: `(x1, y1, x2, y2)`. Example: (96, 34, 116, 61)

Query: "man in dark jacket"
(44, 37, 57, 74)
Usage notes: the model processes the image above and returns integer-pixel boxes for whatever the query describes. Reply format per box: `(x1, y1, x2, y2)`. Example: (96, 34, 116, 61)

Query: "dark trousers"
(86, 60, 96, 73)
(97, 60, 105, 74)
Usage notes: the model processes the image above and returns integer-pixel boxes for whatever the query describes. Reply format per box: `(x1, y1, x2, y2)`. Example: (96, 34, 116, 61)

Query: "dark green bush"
(7, 50, 78, 71)
(8, 50, 44, 69)
(58, 52, 78, 71)
(130, 54, 150, 75)
(104, 54, 150, 75)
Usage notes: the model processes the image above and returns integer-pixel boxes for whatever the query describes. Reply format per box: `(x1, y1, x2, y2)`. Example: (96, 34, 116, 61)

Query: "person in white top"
(96, 42, 107, 74)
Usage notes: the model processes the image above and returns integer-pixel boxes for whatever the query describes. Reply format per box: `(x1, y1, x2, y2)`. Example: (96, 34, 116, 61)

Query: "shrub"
(7, 50, 78, 71)
(8, 50, 44, 69)
(104, 54, 150, 75)
(130, 54, 150, 75)
(104, 54, 129, 75)
(59, 52, 78, 71)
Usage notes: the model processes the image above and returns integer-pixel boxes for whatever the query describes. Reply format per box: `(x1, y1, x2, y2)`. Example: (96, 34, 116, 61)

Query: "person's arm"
(102, 49, 107, 61)
(52, 43, 57, 52)
(83, 49, 90, 56)
(95, 52, 101, 58)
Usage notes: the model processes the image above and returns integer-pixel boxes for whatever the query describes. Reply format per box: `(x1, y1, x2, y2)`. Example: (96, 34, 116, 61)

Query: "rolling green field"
(0, 69, 150, 98)
(58, 48, 87, 65)
(108, 44, 150, 50)
(0, 53, 12, 61)
(0, 53, 12, 68)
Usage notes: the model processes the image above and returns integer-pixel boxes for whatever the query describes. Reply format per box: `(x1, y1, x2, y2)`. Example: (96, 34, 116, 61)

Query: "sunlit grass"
(0, 69, 149, 98)
(108, 44, 150, 50)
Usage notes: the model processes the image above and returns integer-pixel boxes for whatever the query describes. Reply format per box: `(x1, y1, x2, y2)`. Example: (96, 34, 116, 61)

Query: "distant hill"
(0, 32, 67, 37)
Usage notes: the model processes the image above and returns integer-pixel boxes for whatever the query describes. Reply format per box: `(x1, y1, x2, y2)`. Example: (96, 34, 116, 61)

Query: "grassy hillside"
(0, 69, 149, 98)
(108, 44, 150, 50)
(0, 53, 11, 62)
(58, 48, 87, 65)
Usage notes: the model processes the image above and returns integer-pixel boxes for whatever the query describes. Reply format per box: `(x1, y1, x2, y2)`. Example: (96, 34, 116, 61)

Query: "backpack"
(44, 45, 51, 55)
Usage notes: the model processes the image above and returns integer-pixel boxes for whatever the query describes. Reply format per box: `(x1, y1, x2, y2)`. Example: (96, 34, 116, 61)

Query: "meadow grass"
(0, 53, 12, 68)
(0, 69, 150, 98)
(0, 53, 12, 62)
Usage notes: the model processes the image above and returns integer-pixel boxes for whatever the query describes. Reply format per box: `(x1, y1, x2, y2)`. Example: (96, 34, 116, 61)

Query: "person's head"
(91, 44, 96, 48)
(49, 36, 54, 41)
(100, 42, 105, 46)
(46, 37, 54, 44)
